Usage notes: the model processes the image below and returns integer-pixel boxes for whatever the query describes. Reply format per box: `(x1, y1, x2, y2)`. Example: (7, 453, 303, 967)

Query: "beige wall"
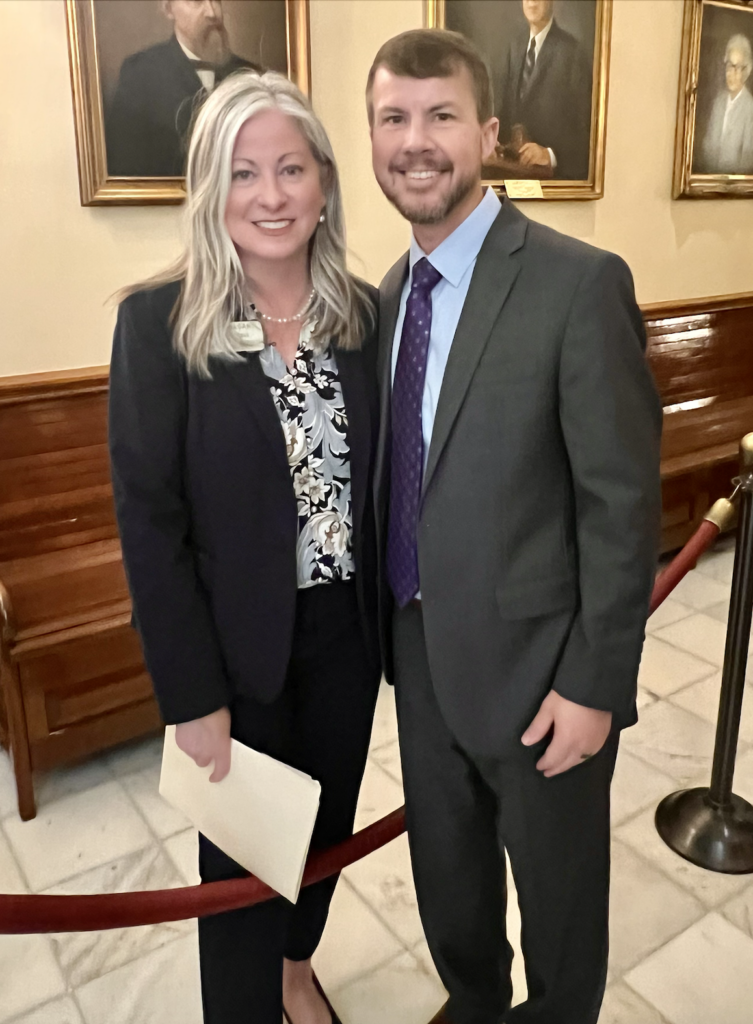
(1, 0, 753, 377)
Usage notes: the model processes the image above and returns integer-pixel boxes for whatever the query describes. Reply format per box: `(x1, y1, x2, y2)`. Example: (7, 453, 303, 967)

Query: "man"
(105, 0, 259, 177)
(698, 32, 753, 175)
(367, 28, 661, 1024)
(496, 0, 592, 180)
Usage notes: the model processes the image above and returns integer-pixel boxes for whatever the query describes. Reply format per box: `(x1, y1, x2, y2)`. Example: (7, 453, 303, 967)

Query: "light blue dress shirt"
(391, 186, 502, 469)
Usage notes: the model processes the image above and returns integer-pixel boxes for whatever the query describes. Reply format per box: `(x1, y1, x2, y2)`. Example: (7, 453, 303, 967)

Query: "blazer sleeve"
(109, 289, 232, 724)
(552, 252, 662, 726)
(700, 95, 723, 172)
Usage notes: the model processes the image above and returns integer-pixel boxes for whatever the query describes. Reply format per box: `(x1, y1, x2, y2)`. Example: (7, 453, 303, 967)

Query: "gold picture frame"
(65, 0, 311, 207)
(674, 0, 753, 198)
(425, 0, 612, 200)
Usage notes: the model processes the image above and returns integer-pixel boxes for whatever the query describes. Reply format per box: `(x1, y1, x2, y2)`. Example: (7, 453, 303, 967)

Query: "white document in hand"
(159, 725, 321, 903)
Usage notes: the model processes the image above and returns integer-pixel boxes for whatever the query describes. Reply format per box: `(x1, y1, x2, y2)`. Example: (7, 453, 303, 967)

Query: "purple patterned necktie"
(387, 257, 443, 607)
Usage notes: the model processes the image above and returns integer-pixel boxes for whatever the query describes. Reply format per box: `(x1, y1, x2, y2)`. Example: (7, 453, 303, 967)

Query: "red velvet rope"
(649, 519, 720, 616)
(0, 808, 406, 934)
(0, 517, 723, 934)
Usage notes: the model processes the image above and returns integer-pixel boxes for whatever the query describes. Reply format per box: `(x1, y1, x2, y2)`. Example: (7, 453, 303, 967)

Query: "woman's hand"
(175, 707, 232, 782)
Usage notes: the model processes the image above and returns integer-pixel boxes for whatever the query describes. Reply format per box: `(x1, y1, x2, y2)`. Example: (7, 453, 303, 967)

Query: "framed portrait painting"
(426, 0, 613, 199)
(66, 0, 310, 206)
(674, 0, 753, 197)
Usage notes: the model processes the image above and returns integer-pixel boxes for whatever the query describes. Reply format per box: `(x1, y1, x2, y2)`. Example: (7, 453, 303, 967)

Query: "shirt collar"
(529, 18, 553, 51)
(408, 187, 502, 289)
(176, 37, 204, 64)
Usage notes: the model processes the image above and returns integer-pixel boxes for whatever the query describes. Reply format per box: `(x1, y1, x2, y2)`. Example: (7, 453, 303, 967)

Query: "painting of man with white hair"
(697, 31, 753, 174)
(679, 0, 753, 192)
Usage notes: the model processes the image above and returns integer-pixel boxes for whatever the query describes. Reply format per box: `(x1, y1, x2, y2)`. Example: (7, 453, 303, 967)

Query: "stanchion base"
(655, 788, 753, 874)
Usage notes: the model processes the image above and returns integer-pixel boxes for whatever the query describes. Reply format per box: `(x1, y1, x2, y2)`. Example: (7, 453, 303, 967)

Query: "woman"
(109, 71, 381, 1024)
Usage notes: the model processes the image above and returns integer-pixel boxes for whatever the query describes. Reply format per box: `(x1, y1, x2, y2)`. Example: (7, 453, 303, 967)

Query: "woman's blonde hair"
(120, 71, 373, 376)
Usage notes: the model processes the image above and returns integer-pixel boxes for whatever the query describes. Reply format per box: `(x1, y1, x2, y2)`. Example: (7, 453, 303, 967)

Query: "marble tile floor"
(2, 535, 753, 1022)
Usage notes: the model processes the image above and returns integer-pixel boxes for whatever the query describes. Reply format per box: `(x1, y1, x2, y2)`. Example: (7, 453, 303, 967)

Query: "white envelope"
(159, 725, 321, 903)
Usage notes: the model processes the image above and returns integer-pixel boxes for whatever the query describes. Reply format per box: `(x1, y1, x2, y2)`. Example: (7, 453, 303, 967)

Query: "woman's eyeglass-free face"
(224, 109, 326, 271)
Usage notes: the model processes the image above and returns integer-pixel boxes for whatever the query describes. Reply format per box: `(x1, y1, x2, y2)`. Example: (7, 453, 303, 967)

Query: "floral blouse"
(258, 322, 355, 589)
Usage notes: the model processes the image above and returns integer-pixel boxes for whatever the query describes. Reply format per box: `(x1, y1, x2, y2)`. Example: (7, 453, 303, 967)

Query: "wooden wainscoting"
(1, 291, 751, 813)
(644, 292, 753, 552)
(0, 367, 161, 821)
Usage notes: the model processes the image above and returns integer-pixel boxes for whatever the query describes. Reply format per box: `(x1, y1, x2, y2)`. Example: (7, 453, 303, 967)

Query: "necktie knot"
(191, 59, 216, 72)
(412, 257, 442, 296)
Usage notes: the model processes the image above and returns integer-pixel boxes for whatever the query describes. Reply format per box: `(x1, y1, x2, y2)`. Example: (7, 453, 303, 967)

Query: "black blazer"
(496, 20, 593, 181)
(105, 36, 259, 177)
(109, 281, 381, 725)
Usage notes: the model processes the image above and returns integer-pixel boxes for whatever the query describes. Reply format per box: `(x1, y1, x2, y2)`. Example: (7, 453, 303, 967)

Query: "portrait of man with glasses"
(697, 32, 753, 174)
(691, 1, 753, 179)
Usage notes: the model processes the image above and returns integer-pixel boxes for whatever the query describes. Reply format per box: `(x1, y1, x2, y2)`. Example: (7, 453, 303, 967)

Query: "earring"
(319, 211, 325, 223)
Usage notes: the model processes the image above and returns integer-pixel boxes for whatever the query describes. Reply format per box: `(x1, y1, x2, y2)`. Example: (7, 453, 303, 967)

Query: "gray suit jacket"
(375, 200, 662, 757)
(699, 87, 753, 175)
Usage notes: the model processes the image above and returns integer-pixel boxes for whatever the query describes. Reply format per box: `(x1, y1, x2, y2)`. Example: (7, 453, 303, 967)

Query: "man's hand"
(175, 707, 232, 783)
(521, 691, 612, 778)
(518, 142, 552, 169)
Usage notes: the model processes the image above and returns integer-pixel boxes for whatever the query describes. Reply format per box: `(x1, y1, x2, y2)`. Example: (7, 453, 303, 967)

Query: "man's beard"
(195, 25, 230, 65)
(381, 167, 478, 226)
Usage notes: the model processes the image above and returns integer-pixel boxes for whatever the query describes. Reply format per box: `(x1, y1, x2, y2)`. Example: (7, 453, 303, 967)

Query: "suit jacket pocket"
(496, 572, 578, 620)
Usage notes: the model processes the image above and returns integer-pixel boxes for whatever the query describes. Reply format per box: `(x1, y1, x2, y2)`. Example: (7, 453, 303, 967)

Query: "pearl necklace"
(249, 288, 316, 325)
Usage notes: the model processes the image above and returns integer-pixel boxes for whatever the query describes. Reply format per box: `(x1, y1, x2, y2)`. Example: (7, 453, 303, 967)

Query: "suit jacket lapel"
(421, 201, 528, 499)
(511, 30, 529, 100)
(374, 254, 409, 516)
(337, 348, 371, 544)
(212, 353, 290, 474)
(168, 34, 206, 97)
(213, 344, 374, 546)
(377, 255, 408, 393)
(528, 20, 560, 92)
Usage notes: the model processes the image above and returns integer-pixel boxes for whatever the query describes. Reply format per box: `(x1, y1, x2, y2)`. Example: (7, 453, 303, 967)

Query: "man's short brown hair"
(366, 28, 494, 125)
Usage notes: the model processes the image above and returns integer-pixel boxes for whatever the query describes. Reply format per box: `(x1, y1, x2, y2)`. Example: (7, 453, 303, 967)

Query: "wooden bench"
(645, 293, 753, 552)
(0, 368, 161, 821)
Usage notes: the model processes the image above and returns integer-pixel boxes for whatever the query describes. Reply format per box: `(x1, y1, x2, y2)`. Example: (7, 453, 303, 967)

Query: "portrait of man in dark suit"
(496, 0, 593, 179)
(101, 0, 283, 178)
(444, 0, 599, 186)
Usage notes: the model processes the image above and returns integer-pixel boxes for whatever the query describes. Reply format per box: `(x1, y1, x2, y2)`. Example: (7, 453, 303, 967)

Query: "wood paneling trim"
(0, 292, 750, 399)
(0, 366, 109, 406)
(641, 292, 753, 319)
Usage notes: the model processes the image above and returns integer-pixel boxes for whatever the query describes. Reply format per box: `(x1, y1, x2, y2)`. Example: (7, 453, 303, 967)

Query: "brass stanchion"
(655, 434, 753, 874)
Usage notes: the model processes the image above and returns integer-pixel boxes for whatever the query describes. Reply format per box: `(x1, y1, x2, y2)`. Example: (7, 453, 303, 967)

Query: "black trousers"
(393, 602, 618, 1024)
(198, 581, 380, 1024)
